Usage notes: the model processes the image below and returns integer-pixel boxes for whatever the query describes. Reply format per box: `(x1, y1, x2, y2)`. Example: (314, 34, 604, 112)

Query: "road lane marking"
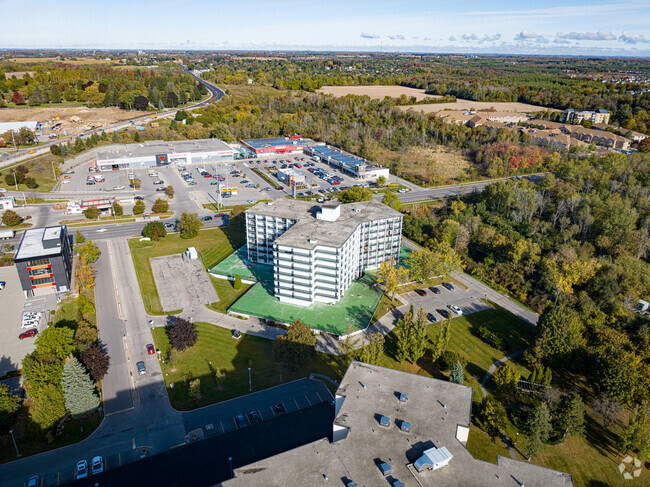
(104, 406, 134, 417)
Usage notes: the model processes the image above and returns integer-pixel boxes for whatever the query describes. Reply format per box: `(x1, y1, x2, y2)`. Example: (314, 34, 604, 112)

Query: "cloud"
(423, 37, 431, 41)
(557, 30, 615, 41)
(360, 33, 379, 39)
(553, 38, 571, 44)
(481, 34, 501, 42)
(619, 31, 649, 44)
(514, 30, 548, 44)
(461, 33, 479, 41)
(448, 35, 457, 41)
(388, 34, 406, 40)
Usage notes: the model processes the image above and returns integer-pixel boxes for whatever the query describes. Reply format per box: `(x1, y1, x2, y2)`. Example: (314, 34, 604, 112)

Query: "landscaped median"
(151, 323, 346, 410)
(128, 225, 245, 315)
(252, 168, 283, 190)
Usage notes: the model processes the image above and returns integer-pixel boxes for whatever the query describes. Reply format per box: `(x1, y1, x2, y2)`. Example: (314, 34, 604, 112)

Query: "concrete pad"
(619, 463, 626, 473)
(624, 472, 633, 480)
(150, 254, 218, 312)
(0, 266, 30, 375)
(634, 469, 641, 477)
(623, 455, 633, 463)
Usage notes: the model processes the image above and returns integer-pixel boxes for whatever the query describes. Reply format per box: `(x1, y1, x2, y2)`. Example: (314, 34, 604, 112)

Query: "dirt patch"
(400, 100, 549, 113)
(380, 146, 474, 186)
(0, 106, 141, 136)
(4, 72, 36, 80)
(317, 85, 436, 101)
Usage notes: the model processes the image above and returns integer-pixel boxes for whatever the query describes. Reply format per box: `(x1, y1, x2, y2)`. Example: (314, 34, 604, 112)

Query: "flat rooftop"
(246, 199, 402, 250)
(96, 138, 234, 161)
(311, 145, 384, 171)
(240, 136, 318, 150)
(226, 362, 574, 487)
(14, 226, 67, 261)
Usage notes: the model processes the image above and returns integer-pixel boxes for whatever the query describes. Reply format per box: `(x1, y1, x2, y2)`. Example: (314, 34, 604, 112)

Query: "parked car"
(235, 414, 248, 429)
(248, 411, 262, 424)
(0, 280, 5, 290)
(26, 476, 39, 487)
(134, 196, 144, 200)
(164, 222, 174, 228)
(76, 460, 88, 479)
(156, 186, 167, 192)
(450, 305, 463, 315)
(442, 282, 455, 291)
(201, 216, 212, 221)
(91, 456, 104, 475)
(86, 181, 96, 185)
(0, 188, 7, 193)
(146, 344, 155, 355)
(153, 180, 165, 185)
(232, 329, 241, 339)
(136, 361, 146, 375)
(429, 286, 441, 294)
(414, 289, 427, 297)
(215, 213, 226, 217)
(438, 309, 450, 319)
(427, 313, 437, 323)
(113, 185, 125, 190)
(19, 329, 38, 339)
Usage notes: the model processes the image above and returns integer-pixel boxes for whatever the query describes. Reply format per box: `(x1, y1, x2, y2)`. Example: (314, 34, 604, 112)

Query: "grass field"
(207, 276, 252, 314)
(0, 153, 60, 192)
(129, 225, 245, 315)
(317, 85, 434, 100)
(152, 323, 346, 410)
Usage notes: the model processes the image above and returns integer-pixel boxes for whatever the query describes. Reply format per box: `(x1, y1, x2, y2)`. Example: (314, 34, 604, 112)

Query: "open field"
(0, 152, 60, 192)
(400, 100, 549, 113)
(0, 106, 141, 136)
(317, 85, 436, 101)
(152, 323, 346, 410)
(5, 57, 118, 66)
(380, 145, 475, 185)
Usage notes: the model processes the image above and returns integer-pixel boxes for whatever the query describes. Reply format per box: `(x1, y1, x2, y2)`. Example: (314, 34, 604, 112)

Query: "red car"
(19, 329, 38, 339)
(215, 213, 226, 217)
(146, 344, 155, 355)
(414, 289, 427, 297)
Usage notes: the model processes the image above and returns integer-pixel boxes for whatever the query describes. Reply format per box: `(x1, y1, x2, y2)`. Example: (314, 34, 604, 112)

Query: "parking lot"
(0, 267, 32, 375)
(402, 282, 491, 322)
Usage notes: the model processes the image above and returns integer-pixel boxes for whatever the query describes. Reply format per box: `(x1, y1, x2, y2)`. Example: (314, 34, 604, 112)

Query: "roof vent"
(398, 393, 407, 403)
(308, 239, 318, 244)
(379, 462, 392, 476)
(400, 421, 411, 433)
(392, 480, 405, 487)
(379, 416, 390, 427)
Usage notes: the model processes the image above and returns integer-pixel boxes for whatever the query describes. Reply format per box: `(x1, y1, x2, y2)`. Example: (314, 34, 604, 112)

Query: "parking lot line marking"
(305, 394, 311, 406)
(104, 406, 134, 417)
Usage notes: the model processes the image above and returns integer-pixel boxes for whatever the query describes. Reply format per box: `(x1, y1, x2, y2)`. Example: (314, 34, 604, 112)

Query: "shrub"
(474, 326, 506, 350)
(438, 351, 466, 372)
(234, 274, 242, 290)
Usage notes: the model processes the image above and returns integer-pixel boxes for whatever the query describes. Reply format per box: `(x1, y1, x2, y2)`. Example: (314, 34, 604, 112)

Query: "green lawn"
(465, 426, 512, 463)
(129, 225, 245, 315)
(207, 276, 252, 314)
(152, 323, 346, 410)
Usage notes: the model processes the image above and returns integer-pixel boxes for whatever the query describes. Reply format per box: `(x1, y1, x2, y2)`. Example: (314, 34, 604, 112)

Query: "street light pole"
(8, 429, 21, 458)
(13, 172, 18, 190)
(248, 367, 252, 392)
(228, 457, 233, 478)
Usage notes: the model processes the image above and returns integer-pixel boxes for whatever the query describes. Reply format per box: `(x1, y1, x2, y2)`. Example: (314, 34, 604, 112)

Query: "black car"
(201, 216, 213, 221)
(235, 414, 248, 429)
(429, 286, 441, 294)
(273, 403, 287, 416)
(438, 309, 450, 319)
(164, 222, 174, 228)
(442, 282, 455, 291)
(414, 289, 427, 297)
(134, 196, 144, 200)
(427, 313, 437, 323)
(248, 411, 262, 424)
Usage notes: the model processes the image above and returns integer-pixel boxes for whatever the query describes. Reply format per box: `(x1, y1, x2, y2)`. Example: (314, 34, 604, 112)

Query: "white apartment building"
(563, 109, 610, 125)
(245, 199, 403, 306)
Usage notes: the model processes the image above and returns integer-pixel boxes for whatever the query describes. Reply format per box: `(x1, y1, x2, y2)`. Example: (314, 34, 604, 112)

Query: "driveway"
(0, 266, 30, 376)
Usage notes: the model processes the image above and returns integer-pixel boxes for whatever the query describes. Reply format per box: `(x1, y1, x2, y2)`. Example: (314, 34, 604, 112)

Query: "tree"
(431, 320, 451, 364)
(80, 343, 110, 382)
(376, 175, 387, 186)
(234, 274, 242, 290)
(50, 144, 61, 156)
(133, 200, 145, 215)
(165, 185, 175, 198)
(142, 221, 166, 241)
(525, 403, 552, 457)
(151, 198, 169, 213)
(189, 379, 201, 400)
(177, 212, 202, 239)
(83, 207, 100, 220)
(492, 363, 520, 392)
(358, 332, 385, 365)
(34, 327, 75, 362)
(338, 186, 373, 203)
(409, 308, 429, 363)
(76, 254, 96, 288)
(112, 202, 123, 216)
(12, 91, 25, 105)
(169, 318, 198, 351)
(74, 231, 86, 244)
(474, 396, 505, 438)
(77, 240, 100, 263)
(618, 406, 648, 455)
(526, 305, 585, 366)
(554, 392, 585, 440)
(129, 176, 141, 189)
(406, 246, 464, 283)
(133, 95, 149, 110)
(272, 320, 316, 370)
(175, 110, 188, 121)
(1, 210, 22, 226)
(112, 132, 119, 143)
(0, 384, 21, 432)
(393, 320, 411, 363)
(74, 320, 98, 351)
(449, 362, 465, 384)
(591, 394, 621, 429)
(30, 384, 66, 430)
(382, 190, 401, 211)
(61, 356, 100, 418)
(377, 258, 409, 299)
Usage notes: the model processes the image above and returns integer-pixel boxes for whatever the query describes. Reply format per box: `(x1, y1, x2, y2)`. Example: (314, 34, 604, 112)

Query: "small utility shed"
(415, 446, 453, 472)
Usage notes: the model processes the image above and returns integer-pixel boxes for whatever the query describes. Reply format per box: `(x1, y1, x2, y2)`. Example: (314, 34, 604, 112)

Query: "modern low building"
(14, 225, 72, 296)
(306, 145, 390, 180)
(94, 139, 236, 171)
(0, 197, 15, 209)
(276, 167, 306, 186)
(240, 135, 320, 155)
(563, 109, 610, 125)
(225, 361, 574, 487)
(245, 199, 402, 306)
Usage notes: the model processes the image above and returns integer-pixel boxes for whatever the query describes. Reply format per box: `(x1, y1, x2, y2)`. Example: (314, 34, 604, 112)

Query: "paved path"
(479, 349, 527, 398)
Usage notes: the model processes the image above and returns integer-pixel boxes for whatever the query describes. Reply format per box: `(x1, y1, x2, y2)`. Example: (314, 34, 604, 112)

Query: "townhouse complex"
(245, 199, 403, 306)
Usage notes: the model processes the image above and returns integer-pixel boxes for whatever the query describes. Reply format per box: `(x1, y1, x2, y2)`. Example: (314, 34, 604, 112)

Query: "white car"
(91, 456, 104, 474)
(450, 305, 463, 315)
(76, 460, 88, 479)
(96, 228, 107, 233)
(62, 179, 71, 184)
(0, 188, 6, 193)
(113, 185, 125, 190)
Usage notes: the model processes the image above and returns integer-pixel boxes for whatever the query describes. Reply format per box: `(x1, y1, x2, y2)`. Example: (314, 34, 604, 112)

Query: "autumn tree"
(492, 363, 521, 392)
(12, 91, 25, 105)
(112, 202, 123, 216)
(151, 198, 169, 213)
(142, 221, 166, 241)
(178, 212, 202, 239)
(169, 318, 198, 351)
(377, 258, 409, 299)
(80, 343, 110, 382)
(83, 207, 100, 220)
(133, 199, 145, 215)
(1, 210, 22, 226)
(382, 190, 401, 211)
(338, 186, 373, 203)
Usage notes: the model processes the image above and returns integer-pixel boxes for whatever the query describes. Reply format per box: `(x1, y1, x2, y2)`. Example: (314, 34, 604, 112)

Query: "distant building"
(95, 139, 235, 171)
(306, 145, 390, 180)
(0, 197, 15, 209)
(0, 121, 40, 133)
(563, 109, 610, 125)
(14, 226, 72, 296)
(276, 167, 306, 186)
(245, 199, 402, 306)
(560, 125, 630, 150)
(240, 135, 320, 155)
(225, 361, 574, 487)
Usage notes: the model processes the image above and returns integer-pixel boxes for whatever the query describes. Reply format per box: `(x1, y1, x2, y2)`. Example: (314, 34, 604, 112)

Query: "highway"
(0, 64, 224, 168)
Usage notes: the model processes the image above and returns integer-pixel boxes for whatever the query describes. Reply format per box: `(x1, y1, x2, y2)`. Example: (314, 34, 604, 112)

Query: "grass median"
(129, 225, 245, 315)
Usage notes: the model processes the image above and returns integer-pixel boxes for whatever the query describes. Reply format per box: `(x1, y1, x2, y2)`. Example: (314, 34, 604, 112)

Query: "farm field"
(5, 57, 119, 66)
(400, 100, 549, 113)
(0, 106, 141, 136)
(317, 85, 436, 100)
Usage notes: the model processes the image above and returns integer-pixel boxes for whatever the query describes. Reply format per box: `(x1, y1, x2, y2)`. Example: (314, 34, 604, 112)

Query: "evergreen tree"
(554, 392, 585, 440)
(449, 362, 464, 384)
(530, 368, 538, 383)
(394, 321, 410, 363)
(525, 403, 552, 457)
(112, 132, 119, 143)
(61, 356, 100, 418)
(409, 308, 428, 364)
(542, 366, 553, 386)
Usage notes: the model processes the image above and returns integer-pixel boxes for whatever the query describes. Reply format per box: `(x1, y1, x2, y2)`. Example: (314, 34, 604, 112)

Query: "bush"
(438, 351, 466, 372)
(151, 198, 169, 214)
(142, 221, 166, 241)
(474, 326, 506, 350)
(83, 207, 100, 220)
(1, 210, 22, 226)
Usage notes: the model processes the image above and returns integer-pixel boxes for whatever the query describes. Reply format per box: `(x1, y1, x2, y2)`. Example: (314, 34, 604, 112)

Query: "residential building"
(225, 362, 574, 487)
(560, 125, 630, 150)
(245, 199, 402, 306)
(305, 145, 390, 180)
(563, 109, 610, 125)
(14, 225, 72, 296)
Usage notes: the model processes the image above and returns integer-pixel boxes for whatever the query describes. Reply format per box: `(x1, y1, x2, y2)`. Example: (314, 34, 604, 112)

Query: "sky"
(1, 0, 650, 56)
